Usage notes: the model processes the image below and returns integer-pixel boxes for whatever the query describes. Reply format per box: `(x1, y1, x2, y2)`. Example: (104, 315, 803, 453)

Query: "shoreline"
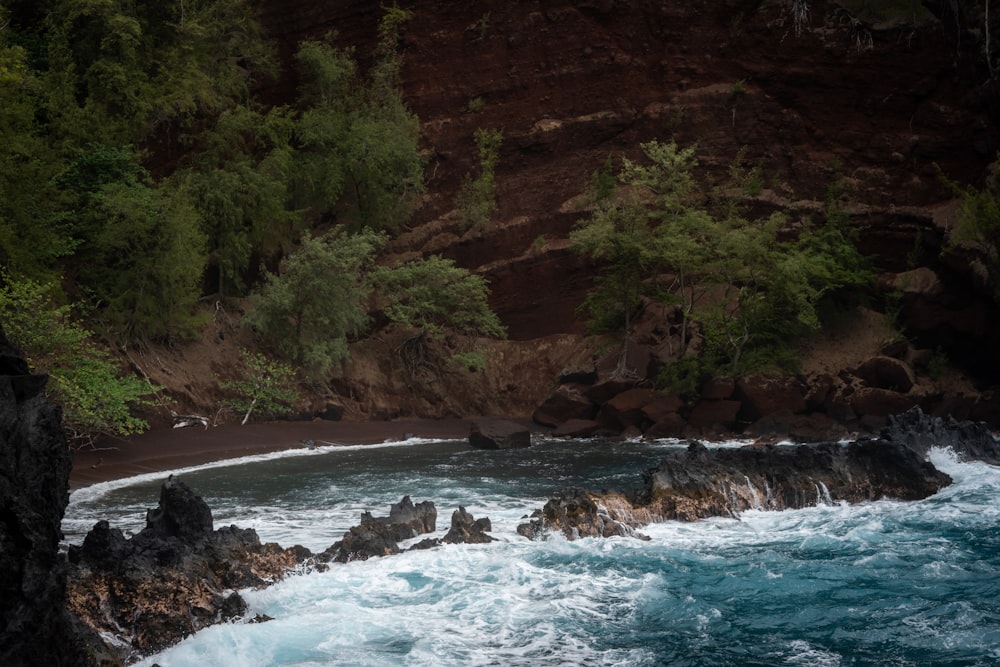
(69, 418, 477, 490)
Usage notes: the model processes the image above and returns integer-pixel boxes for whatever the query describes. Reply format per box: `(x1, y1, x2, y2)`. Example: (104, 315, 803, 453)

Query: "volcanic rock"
(0, 331, 117, 666)
(881, 407, 1000, 464)
(469, 418, 531, 449)
(66, 477, 310, 660)
(516, 487, 648, 541)
(322, 496, 438, 563)
(442, 507, 494, 544)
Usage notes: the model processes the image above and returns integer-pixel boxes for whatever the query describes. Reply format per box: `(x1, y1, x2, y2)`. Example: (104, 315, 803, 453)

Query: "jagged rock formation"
(517, 487, 650, 541)
(0, 331, 118, 666)
(68, 482, 494, 661)
(320, 495, 438, 562)
(67, 476, 310, 661)
(519, 408, 995, 539)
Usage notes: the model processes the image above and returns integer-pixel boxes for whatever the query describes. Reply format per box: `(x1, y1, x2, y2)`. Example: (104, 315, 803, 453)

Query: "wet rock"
(0, 331, 116, 666)
(323, 496, 438, 563)
(442, 507, 494, 544)
(552, 418, 604, 438)
(638, 438, 949, 521)
(66, 477, 310, 661)
(558, 364, 598, 385)
(687, 399, 741, 430)
(516, 487, 648, 541)
(469, 419, 531, 449)
(881, 406, 1000, 464)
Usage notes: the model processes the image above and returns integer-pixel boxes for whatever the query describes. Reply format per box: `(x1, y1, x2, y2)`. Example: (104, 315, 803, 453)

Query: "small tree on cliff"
(219, 350, 298, 425)
(244, 229, 384, 379)
(371, 256, 506, 374)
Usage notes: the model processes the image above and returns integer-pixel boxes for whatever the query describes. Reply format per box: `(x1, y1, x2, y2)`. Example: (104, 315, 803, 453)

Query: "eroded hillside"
(140, 0, 999, 426)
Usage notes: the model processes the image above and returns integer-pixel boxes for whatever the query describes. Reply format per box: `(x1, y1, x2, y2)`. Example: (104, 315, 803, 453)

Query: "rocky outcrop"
(636, 438, 949, 522)
(880, 406, 1000, 465)
(67, 476, 310, 661)
(321, 495, 438, 562)
(442, 507, 494, 545)
(517, 487, 649, 541)
(520, 408, 995, 540)
(0, 331, 117, 666)
(67, 480, 496, 660)
(469, 418, 531, 449)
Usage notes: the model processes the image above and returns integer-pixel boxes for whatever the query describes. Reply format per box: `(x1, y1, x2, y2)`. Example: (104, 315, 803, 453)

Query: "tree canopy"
(572, 140, 872, 389)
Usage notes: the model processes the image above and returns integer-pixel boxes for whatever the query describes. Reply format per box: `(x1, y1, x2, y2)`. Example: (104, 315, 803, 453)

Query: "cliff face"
(149, 1, 999, 423)
(0, 333, 116, 666)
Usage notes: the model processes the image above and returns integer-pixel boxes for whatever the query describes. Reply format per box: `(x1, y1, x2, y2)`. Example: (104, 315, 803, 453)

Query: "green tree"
(455, 127, 502, 228)
(372, 255, 506, 373)
(570, 199, 658, 375)
(946, 157, 1000, 300)
(373, 256, 504, 340)
(179, 105, 299, 297)
(293, 28, 424, 233)
(0, 273, 157, 444)
(244, 229, 384, 378)
(219, 349, 298, 425)
(0, 22, 75, 281)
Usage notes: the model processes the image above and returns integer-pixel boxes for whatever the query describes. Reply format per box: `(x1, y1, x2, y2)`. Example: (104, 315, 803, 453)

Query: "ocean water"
(63, 437, 1000, 667)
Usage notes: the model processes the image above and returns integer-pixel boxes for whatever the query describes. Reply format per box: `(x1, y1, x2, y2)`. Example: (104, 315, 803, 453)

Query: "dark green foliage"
(372, 255, 506, 341)
(293, 27, 424, 233)
(575, 140, 872, 389)
(219, 350, 299, 425)
(944, 157, 1000, 301)
(0, 273, 157, 443)
(244, 229, 384, 379)
(456, 127, 503, 228)
(179, 105, 299, 297)
(371, 255, 505, 374)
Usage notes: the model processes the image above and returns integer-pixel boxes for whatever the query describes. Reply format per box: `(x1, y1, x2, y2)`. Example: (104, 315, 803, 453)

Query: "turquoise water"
(64, 438, 1000, 666)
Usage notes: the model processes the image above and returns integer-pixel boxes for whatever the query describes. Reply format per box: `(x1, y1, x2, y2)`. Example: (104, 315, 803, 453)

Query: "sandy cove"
(69, 419, 479, 490)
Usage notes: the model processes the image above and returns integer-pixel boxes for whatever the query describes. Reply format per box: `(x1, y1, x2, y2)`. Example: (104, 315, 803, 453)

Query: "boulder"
(851, 387, 918, 418)
(469, 419, 531, 449)
(853, 356, 915, 392)
(644, 413, 688, 439)
(532, 385, 596, 427)
(735, 374, 807, 422)
(599, 388, 658, 430)
(583, 377, 639, 405)
(701, 376, 735, 400)
(687, 399, 741, 430)
(640, 395, 684, 424)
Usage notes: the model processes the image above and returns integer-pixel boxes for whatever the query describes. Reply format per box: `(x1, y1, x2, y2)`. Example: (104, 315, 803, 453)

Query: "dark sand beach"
(69, 419, 476, 489)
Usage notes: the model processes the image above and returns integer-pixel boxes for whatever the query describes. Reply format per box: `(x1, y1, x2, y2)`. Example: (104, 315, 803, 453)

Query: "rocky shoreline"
(3, 328, 999, 665)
